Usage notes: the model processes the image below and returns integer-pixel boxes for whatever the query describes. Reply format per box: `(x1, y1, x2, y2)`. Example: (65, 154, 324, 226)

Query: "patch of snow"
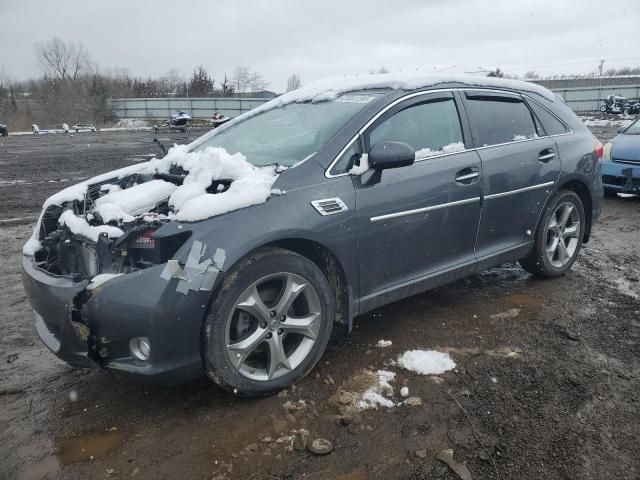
(415, 141, 465, 160)
(490, 308, 521, 320)
(357, 369, 397, 410)
(22, 238, 42, 256)
(94, 179, 178, 222)
(189, 73, 555, 152)
(580, 116, 633, 128)
(358, 390, 396, 409)
(348, 155, 370, 175)
(397, 350, 456, 375)
(23, 145, 280, 254)
(377, 339, 392, 348)
(400, 386, 409, 397)
(100, 184, 121, 194)
(163, 145, 278, 222)
(87, 273, 123, 290)
(58, 210, 124, 242)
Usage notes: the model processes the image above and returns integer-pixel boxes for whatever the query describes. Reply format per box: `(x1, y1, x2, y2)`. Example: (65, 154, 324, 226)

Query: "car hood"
(611, 133, 640, 161)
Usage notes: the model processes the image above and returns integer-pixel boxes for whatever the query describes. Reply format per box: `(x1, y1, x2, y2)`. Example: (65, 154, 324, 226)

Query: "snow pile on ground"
(106, 119, 150, 130)
(357, 370, 397, 410)
(580, 115, 634, 128)
(396, 350, 456, 375)
(377, 339, 393, 348)
(415, 141, 465, 159)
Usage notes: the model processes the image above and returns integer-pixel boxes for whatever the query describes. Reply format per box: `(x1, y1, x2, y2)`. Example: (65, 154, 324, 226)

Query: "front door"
(355, 92, 482, 304)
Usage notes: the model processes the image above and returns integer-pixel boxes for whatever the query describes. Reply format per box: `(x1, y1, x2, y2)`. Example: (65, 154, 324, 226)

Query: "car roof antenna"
(153, 137, 167, 158)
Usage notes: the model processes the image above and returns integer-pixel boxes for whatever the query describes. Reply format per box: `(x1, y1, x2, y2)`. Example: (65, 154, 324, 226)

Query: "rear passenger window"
(464, 96, 538, 146)
(528, 101, 569, 136)
(368, 99, 465, 160)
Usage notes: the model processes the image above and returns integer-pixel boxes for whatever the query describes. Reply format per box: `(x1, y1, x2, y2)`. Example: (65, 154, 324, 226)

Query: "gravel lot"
(1, 124, 639, 480)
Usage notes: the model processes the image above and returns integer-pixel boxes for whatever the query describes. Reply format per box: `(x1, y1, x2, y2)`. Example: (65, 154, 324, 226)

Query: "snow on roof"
(190, 73, 554, 151)
(274, 72, 556, 103)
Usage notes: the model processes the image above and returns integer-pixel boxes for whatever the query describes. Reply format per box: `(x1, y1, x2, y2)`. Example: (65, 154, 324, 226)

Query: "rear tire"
(203, 247, 334, 397)
(519, 189, 585, 278)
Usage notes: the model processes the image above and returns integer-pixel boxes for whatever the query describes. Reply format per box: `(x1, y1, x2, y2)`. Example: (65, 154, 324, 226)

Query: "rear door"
(354, 91, 482, 302)
(462, 91, 562, 260)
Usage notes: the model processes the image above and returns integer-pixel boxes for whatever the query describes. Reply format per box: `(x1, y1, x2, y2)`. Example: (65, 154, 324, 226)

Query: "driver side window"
(368, 98, 465, 160)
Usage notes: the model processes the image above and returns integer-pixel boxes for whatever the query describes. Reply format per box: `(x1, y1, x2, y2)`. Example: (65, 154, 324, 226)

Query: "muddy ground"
(0, 124, 639, 480)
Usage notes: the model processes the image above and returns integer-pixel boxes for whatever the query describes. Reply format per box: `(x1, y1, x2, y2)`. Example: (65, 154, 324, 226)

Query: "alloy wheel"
(545, 201, 581, 268)
(224, 272, 321, 381)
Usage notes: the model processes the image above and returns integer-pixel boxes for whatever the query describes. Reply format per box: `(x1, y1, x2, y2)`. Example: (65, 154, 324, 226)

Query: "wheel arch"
(265, 238, 353, 331)
(535, 177, 593, 244)
(556, 178, 593, 243)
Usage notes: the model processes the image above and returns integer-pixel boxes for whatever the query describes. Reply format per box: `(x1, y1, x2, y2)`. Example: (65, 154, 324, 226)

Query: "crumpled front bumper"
(601, 160, 640, 193)
(21, 255, 209, 384)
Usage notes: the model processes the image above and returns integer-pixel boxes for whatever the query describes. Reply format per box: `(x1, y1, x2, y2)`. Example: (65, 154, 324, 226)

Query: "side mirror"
(368, 141, 415, 170)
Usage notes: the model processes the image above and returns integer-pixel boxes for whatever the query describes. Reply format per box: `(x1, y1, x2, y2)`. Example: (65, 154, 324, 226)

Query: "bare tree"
(161, 68, 185, 95)
(231, 66, 269, 94)
(35, 37, 90, 81)
(369, 66, 390, 75)
(286, 74, 301, 92)
(524, 70, 540, 80)
(487, 67, 504, 78)
(231, 66, 250, 93)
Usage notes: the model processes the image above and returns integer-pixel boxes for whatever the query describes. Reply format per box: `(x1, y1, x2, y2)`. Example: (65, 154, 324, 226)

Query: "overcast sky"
(1, 0, 639, 91)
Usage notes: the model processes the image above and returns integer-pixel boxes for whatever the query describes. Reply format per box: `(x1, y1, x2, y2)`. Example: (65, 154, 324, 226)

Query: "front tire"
(203, 247, 334, 397)
(519, 189, 585, 278)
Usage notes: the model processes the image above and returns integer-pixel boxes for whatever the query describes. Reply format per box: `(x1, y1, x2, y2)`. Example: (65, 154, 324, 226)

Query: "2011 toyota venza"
(22, 74, 603, 396)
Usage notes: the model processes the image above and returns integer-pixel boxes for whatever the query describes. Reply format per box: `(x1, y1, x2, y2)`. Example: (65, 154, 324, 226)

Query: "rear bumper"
(601, 160, 640, 193)
(21, 255, 207, 384)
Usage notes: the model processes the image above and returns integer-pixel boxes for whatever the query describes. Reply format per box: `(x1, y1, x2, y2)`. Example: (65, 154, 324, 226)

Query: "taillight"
(593, 136, 604, 160)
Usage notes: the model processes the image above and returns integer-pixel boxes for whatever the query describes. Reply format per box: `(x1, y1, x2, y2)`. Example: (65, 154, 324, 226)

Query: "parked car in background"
(72, 123, 97, 133)
(22, 74, 603, 396)
(32, 123, 70, 134)
(602, 117, 640, 193)
(0, 123, 8, 137)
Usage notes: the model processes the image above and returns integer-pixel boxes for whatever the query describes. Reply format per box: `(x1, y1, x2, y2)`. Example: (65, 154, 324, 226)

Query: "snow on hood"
(23, 145, 279, 254)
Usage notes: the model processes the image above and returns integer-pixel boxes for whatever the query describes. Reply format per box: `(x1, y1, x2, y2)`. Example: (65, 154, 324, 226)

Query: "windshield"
(623, 118, 640, 135)
(191, 94, 381, 167)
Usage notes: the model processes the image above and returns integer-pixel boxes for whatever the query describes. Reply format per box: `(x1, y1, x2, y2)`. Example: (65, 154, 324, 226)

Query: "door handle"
(455, 167, 480, 184)
(538, 149, 555, 163)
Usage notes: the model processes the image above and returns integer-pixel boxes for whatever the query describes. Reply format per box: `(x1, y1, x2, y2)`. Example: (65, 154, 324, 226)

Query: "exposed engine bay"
(32, 165, 232, 279)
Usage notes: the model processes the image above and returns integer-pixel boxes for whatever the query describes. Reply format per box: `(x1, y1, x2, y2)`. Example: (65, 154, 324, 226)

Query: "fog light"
(129, 337, 151, 361)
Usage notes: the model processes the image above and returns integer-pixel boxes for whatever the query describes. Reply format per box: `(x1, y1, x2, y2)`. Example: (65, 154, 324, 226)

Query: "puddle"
(504, 292, 542, 307)
(56, 431, 124, 465)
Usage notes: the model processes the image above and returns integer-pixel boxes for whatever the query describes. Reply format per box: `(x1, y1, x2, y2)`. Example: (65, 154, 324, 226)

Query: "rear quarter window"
(527, 100, 570, 136)
(464, 95, 538, 146)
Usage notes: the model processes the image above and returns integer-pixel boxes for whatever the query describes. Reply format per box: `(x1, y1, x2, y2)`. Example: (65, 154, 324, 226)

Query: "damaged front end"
(22, 169, 232, 382)
(32, 166, 232, 279)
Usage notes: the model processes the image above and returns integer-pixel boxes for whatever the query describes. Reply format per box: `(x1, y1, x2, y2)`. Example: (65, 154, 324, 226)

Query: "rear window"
(465, 96, 538, 146)
(528, 101, 569, 136)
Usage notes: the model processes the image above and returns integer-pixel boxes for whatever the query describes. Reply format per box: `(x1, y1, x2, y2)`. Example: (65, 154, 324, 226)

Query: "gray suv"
(22, 75, 603, 396)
